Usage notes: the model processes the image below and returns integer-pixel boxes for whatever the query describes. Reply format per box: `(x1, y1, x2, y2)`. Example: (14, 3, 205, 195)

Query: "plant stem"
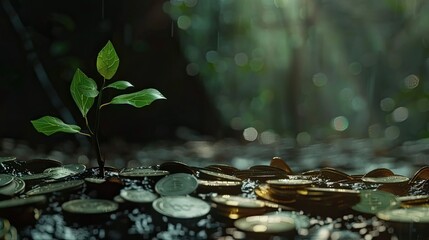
(94, 78, 106, 177)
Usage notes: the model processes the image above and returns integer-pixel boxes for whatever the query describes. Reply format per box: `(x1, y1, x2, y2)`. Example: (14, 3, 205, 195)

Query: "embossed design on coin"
(0, 177, 25, 196)
(352, 190, 399, 215)
(0, 175, 13, 187)
(155, 173, 198, 196)
(152, 196, 210, 218)
(120, 189, 158, 203)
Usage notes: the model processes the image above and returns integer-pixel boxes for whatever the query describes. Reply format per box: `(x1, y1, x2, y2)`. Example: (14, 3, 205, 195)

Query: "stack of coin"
(266, 179, 314, 201)
(296, 187, 360, 216)
(210, 195, 267, 219)
(362, 175, 410, 195)
(254, 179, 313, 205)
(152, 173, 211, 219)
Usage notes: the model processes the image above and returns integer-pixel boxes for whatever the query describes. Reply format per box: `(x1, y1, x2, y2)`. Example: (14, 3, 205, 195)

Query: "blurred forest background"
(1, 0, 429, 152)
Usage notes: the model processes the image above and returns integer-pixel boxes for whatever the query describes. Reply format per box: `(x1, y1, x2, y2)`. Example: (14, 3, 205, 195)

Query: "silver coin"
(0, 195, 46, 209)
(119, 168, 169, 178)
(152, 196, 210, 219)
(265, 211, 310, 229)
(198, 169, 241, 181)
(120, 189, 158, 203)
(0, 177, 25, 196)
(43, 167, 78, 179)
(20, 172, 54, 181)
(377, 207, 429, 223)
(63, 163, 86, 174)
(234, 215, 296, 234)
(62, 199, 118, 215)
(155, 173, 198, 196)
(362, 175, 409, 184)
(211, 195, 265, 208)
(0, 175, 13, 187)
(26, 180, 84, 196)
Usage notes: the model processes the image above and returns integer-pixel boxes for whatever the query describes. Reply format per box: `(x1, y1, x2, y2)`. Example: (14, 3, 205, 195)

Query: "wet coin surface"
(119, 168, 169, 178)
(198, 169, 241, 181)
(267, 179, 313, 189)
(26, 180, 84, 196)
(155, 173, 198, 196)
(362, 175, 409, 184)
(152, 196, 210, 219)
(120, 189, 158, 203)
(62, 199, 118, 214)
(377, 207, 429, 223)
(234, 215, 296, 234)
(352, 190, 399, 215)
(20, 172, 54, 181)
(0, 175, 14, 187)
(63, 163, 86, 174)
(211, 195, 266, 208)
(0, 177, 25, 196)
(43, 167, 78, 180)
(297, 187, 359, 196)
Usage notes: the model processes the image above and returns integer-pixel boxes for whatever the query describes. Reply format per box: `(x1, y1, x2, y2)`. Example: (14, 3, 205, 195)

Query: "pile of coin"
(0, 156, 426, 239)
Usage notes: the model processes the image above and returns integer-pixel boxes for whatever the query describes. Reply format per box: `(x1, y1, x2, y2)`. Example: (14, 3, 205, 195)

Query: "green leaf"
(105, 81, 134, 90)
(70, 69, 97, 117)
(31, 116, 81, 136)
(109, 88, 166, 108)
(96, 40, 120, 80)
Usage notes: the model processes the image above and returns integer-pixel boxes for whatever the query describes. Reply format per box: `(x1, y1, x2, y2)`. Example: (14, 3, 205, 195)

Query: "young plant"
(31, 41, 166, 177)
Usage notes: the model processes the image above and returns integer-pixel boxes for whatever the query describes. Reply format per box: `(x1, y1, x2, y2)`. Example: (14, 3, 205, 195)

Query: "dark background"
(0, 0, 234, 150)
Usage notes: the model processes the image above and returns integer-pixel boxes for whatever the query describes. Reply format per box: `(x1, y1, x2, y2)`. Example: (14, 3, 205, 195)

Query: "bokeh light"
(392, 107, 408, 122)
(243, 127, 258, 141)
(331, 116, 349, 131)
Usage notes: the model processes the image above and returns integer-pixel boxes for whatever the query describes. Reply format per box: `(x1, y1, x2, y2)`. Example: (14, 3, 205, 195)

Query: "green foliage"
(96, 41, 119, 80)
(31, 116, 81, 136)
(109, 89, 166, 108)
(105, 80, 133, 90)
(31, 40, 166, 140)
(70, 69, 98, 117)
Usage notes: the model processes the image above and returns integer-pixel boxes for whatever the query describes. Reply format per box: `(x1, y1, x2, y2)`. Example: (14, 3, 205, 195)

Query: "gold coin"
(255, 184, 296, 204)
(363, 168, 394, 178)
(297, 187, 359, 196)
(211, 195, 265, 209)
(234, 215, 296, 234)
(266, 179, 313, 189)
